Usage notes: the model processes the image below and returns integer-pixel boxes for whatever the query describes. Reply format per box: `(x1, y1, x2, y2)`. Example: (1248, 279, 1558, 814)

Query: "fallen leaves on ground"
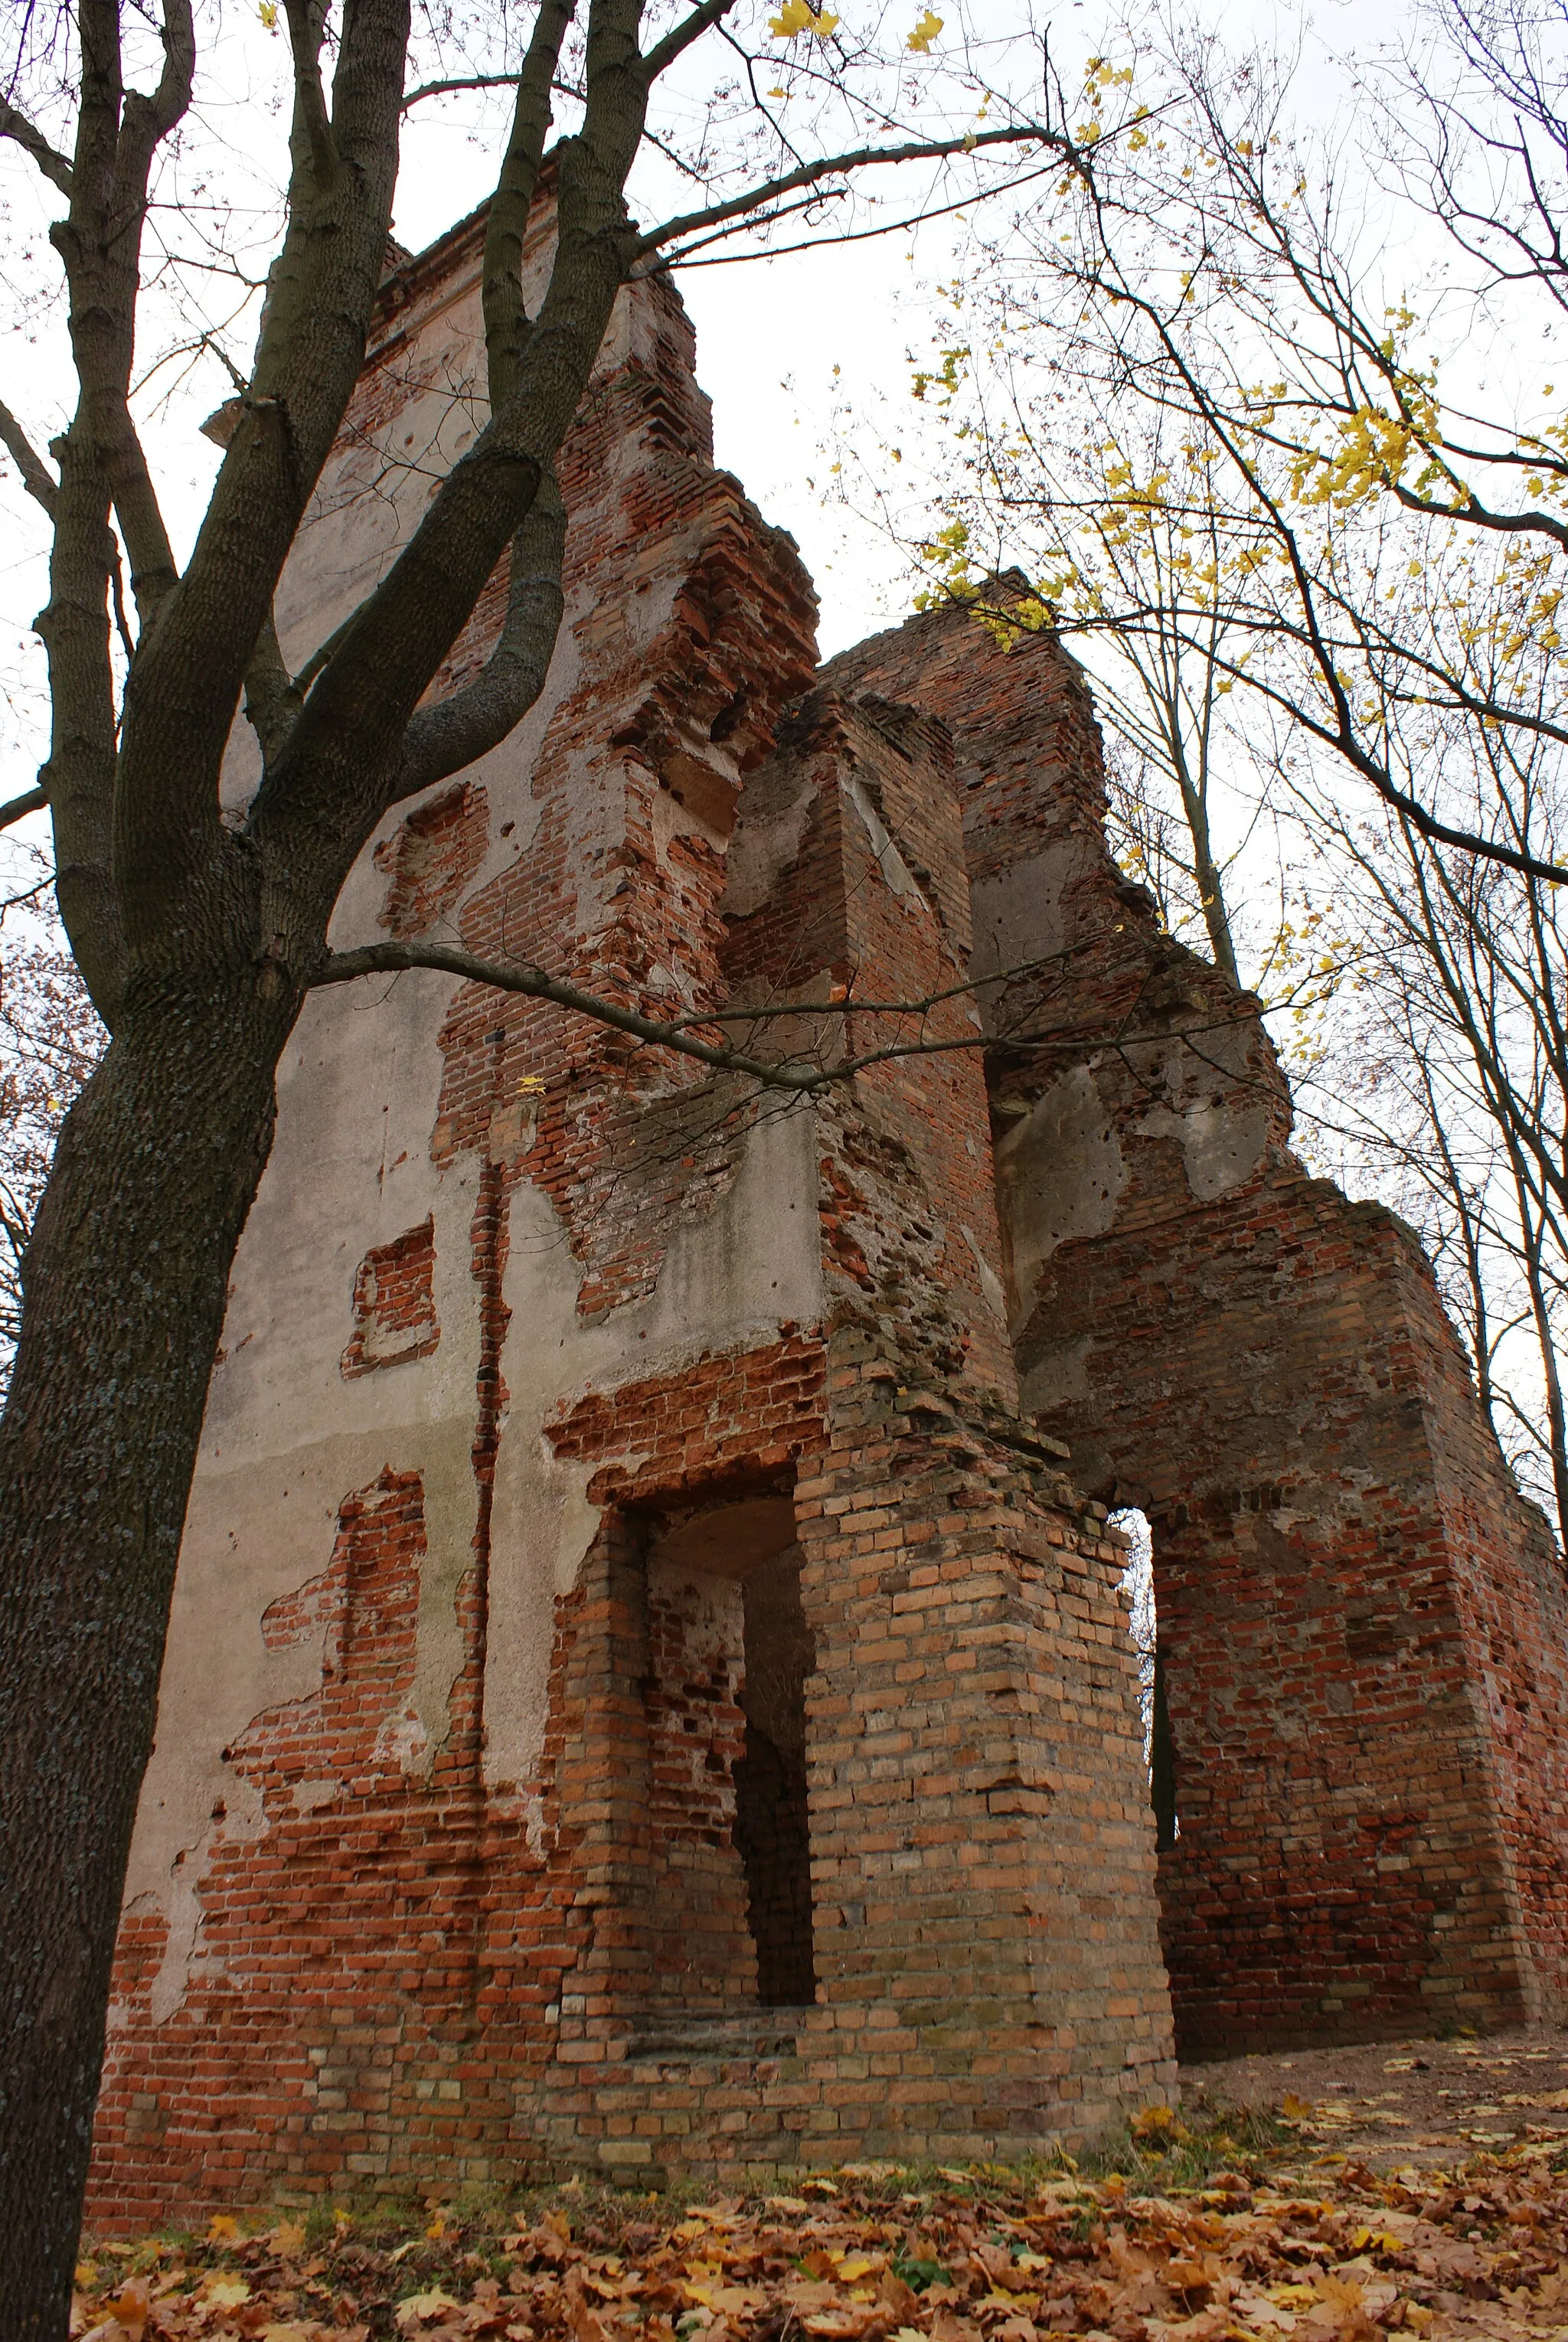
(72, 2125, 1568, 2342)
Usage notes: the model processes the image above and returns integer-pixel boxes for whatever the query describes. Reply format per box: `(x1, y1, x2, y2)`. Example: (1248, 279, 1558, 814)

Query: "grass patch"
(1064, 2095, 1300, 2193)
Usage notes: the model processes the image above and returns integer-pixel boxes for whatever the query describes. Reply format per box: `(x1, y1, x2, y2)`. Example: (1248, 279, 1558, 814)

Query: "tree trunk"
(0, 971, 296, 2339)
(1171, 756, 1240, 988)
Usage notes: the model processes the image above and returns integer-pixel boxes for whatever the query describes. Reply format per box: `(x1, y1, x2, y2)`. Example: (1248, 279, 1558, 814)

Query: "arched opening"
(1111, 1506, 1177, 1854)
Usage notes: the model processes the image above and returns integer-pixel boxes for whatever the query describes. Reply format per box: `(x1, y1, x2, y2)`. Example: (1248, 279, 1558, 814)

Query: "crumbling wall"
(829, 599, 1568, 2052)
(91, 193, 1565, 2227)
(87, 213, 1173, 2226)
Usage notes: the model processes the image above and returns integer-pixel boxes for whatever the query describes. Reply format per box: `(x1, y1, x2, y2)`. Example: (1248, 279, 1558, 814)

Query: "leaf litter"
(71, 2104, 1568, 2342)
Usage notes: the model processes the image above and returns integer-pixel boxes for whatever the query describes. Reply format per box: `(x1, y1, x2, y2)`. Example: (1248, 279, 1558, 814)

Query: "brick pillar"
(545, 1510, 655, 2077)
(792, 1334, 1175, 2152)
(825, 595, 1568, 2047)
(1151, 1475, 1534, 2051)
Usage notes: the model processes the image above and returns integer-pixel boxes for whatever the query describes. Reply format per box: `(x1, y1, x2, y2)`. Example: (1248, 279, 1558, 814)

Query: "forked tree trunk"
(0, 971, 299, 2338)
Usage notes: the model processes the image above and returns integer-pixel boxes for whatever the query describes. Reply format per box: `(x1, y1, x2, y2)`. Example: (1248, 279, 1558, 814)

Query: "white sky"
(391, 0, 1388, 654)
(0, 0, 1396, 781)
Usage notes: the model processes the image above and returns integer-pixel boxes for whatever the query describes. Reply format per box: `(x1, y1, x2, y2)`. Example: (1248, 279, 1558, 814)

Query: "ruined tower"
(87, 202, 1568, 2226)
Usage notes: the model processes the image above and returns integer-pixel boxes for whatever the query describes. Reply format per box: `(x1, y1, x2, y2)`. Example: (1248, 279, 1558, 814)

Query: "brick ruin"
(87, 201, 1568, 2227)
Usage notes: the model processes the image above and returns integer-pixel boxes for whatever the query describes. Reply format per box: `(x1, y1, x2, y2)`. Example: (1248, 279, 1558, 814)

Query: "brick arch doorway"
(1085, 1452, 1542, 2059)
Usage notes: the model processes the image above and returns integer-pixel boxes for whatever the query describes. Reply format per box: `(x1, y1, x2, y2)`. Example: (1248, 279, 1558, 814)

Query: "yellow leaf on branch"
(769, 0, 839, 36)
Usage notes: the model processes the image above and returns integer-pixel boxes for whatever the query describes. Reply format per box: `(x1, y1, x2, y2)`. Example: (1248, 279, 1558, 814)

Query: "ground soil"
(1186, 2027, 1568, 2173)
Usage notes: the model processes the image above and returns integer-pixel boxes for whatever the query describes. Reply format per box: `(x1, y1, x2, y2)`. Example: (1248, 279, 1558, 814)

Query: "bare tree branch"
(482, 0, 577, 410)
(637, 122, 1060, 258)
(247, 0, 657, 883)
(312, 929, 1255, 1098)
(38, 0, 132, 1012)
(282, 0, 338, 189)
(242, 612, 305, 771)
(642, 0, 740, 82)
(104, 0, 195, 618)
(0, 96, 74, 194)
(402, 70, 530, 109)
(0, 788, 47, 834)
(389, 469, 567, 803)
(314, 938, 838, 1086)
(115, 0, 411, 936)
(0, 401, 58, 515)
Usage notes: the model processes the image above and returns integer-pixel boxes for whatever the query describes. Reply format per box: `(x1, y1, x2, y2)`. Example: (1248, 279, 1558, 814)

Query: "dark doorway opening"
(733, 1553, 816, 2005)
(639, 1493, 818, 2013)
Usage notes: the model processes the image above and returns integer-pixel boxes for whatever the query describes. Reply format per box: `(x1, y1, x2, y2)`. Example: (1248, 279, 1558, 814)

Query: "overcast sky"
(387, 0, 1380, 653)
(0, 0, 1389, 797)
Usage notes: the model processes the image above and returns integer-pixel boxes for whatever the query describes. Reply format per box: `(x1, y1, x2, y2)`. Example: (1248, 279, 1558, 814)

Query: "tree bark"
(0, 968, 300, 2337)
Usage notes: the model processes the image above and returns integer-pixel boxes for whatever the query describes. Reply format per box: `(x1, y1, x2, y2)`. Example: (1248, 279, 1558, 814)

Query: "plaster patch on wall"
(484, 1100, 823, 1795)
(652, 750, 740, 862)
(841, 771, 929, 916)
(148, 1860, 211, 2027)
(125, 1423, 476, 1988)
(136, 1766, 266, 2028)
(1021, 1334, 1095, 1414)
(962, 1224, 1009, 1326)
(292, 1777, 340, 1814)
(373, 1708, 432, 1774)
(1134, 1027, 1271, 1203)
(637, 1097, 822, 1355)
(996, 1065, 1126, 1325)
(969, 835, 1101, 988)
(722, 776, 818, 919)
(119, 939, 493, 2013)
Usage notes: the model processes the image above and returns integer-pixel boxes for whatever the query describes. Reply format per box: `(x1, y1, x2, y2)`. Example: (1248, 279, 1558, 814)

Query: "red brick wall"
(341, 1218, 439, 1377)
(87, 256, 1181, 2213)
(722, 692, 1015, 1398)
(95, 205, 1568, 2232)
(839, 599, 1568, 2050)
(521, 1347, 1174, 2179)
(374, 782, 489, 939)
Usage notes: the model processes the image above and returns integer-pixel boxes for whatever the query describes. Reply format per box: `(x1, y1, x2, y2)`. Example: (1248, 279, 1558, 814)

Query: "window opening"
(1112, 1507, 1178, 1851)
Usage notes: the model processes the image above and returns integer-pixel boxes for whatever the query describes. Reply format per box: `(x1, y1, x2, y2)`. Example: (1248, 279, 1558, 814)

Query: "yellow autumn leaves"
(766, 0, 840, 37)
(264, 0, 944, 48)
(766, 2, 946, 45)
(266, 0, 945, 61)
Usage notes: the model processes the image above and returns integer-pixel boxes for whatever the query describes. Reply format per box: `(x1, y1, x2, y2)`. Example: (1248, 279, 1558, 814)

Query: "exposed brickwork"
(836, 597, 1568, 2053)
(721, 691, 1014, 1396)
(375, 782, 490, 939)
(521, 1368, 1172, 2180)
(341, 1218, 439, 1377)
(87, 211, 1566, 2229)
(546, 1341, 828, 1504)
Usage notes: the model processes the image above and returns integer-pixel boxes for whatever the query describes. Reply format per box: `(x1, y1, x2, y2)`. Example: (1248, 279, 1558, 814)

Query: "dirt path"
(1186, 2027, 1568, 2174)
